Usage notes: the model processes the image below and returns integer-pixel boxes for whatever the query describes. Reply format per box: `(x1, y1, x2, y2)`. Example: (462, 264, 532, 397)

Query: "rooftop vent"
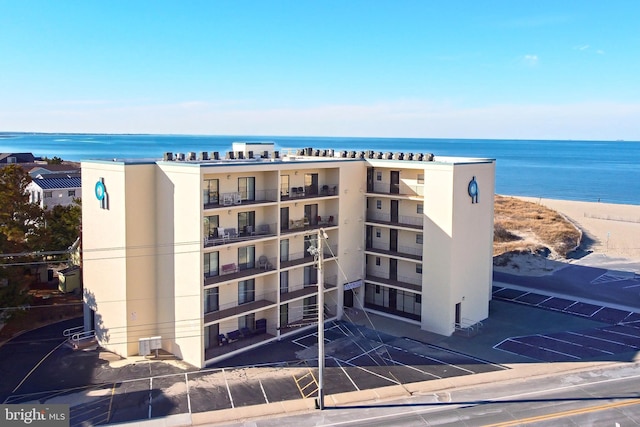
(163, 152, 173, 161)
(188, 152, 197, 161)
(199, 151, 209, 161)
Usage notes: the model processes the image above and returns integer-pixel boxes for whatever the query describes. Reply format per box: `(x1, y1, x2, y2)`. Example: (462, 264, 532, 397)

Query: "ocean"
(1, 133, 639, 205)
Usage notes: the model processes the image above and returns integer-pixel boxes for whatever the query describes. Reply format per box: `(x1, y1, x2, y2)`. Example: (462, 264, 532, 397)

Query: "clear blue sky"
(1, 0, 639, 140)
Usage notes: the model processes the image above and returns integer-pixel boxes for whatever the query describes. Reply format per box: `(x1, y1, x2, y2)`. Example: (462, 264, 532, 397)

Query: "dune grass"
(494, 195, 581, 257)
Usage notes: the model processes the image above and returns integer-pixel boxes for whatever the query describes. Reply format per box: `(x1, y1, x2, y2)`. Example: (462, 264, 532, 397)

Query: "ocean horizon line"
(1, 131, 638, 144)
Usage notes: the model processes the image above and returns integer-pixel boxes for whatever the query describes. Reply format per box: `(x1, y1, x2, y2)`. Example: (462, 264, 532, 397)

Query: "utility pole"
(308, 228, 326, 410)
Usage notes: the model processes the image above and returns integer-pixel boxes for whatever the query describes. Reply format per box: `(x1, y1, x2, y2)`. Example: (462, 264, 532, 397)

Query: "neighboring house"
(81, 143, 495, 368)
(28, 164, 81, 178)
(0, 152, 36, 163)
(27, 176, 82, 209)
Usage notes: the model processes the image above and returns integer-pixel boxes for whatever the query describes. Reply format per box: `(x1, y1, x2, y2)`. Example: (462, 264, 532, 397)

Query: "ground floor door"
(343, 290, 354, 307)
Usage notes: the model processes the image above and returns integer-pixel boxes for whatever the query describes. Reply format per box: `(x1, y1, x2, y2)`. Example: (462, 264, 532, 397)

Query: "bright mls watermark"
(2, 405, 69, 426)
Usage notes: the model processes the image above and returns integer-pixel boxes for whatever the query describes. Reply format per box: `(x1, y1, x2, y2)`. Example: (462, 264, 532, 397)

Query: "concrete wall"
(421, 161, 495, 335)
(81, 162, 131, 357)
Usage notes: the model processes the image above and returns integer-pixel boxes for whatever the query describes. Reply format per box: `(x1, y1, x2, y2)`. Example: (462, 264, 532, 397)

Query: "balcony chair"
(258, 255, 271, 270)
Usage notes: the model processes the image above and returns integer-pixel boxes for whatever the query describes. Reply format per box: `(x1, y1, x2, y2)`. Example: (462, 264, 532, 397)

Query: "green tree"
(0, 165, 41, 319)
(42, 200, 82, 251)
(0, 165, 44, 251)
(43, 156, 63, 164)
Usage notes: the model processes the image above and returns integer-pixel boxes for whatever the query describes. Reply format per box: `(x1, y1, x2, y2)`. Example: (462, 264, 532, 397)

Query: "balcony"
(204, 298, 277, 324)
(280, 277, 338, 303)
(279, 246, 338, 269)
(281, 184, 338, 201)
(204, 223, 277, 247)
(281, 215, 338, 235)
(204, 257, 277, 286)
(366, 212, 423, 229)
(204, 189, 278, 210)
(365, 244, 422, 261)
(365, 273, 422, 292)
(367, 182, 423, 197)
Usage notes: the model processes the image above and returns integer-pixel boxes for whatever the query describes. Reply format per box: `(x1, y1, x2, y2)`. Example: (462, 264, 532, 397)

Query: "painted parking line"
(11, 339, 68, 394)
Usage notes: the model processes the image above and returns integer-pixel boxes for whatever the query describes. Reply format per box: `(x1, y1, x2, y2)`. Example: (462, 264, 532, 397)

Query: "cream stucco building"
(81, 144, 495, 368)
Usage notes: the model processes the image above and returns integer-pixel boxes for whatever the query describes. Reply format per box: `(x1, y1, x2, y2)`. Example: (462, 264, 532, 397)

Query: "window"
(44, 191, 52, 198)
(376, 229, 381, 238)
(417, 174, 424, 184)
(280, 174, 290, 197)
(280, 239, 289, 262)
(238, 211, 255, 236)
(203, 179, 219, 205)
(204, 252, 219, 277)
(376, 171, 382, 181)
(238, 177, 256, 201)
(280, 271, 289, 294)
(239, 313, 255, 330)
(204, 288, 219, 313)
(238, 245, 255, 270)
(280, 303, 289, 328)
(415, 294, 422, 304)
(416, 234, 423, 244)
(416, 264, 423, 274)
(238, 279, 255, 304)
(204, 215, 219, 239)
(376, 200, 382, 210)
(417, 204, 423, 214)
(375, 257, 381, 266)
(68, 190, 76, 197)
(304, 265, 317, 286)
(375, 285, 381, 294)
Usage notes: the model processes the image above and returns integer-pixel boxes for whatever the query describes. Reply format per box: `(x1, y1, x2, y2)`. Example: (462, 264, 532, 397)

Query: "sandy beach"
(510, 197, 640, 274)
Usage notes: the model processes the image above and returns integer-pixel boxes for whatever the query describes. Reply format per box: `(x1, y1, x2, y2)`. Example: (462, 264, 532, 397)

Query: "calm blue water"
(2, 133, 639, 205)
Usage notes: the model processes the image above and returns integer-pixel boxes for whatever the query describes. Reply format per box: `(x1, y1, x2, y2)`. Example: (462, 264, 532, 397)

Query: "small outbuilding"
(58, 266, 81, 293)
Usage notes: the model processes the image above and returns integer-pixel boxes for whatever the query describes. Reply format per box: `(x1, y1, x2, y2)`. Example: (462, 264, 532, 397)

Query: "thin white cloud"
(596, 49, 605, 55)
(521, 54, 539, 66)
(575, 44, 590, 51)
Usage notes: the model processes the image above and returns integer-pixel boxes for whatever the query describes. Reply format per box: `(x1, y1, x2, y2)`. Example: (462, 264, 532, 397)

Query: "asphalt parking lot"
(3, 320, 507, 426)
(5, 260, 640, 426)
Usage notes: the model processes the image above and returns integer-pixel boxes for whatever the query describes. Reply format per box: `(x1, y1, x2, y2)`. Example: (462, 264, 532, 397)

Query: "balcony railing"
(204, 297, 277, 323)
(204, 257, 277, 286)
(368, 182, 424, 197)
(366, 244, 422, 260)
(204, 189, 278, 209)
(280, 276, 338, 303)
(281, 215, 338, 234)
(281, 184, 339, 200)
(366, 211, 423, 228)
(204, 223, 277, 247)
(280, 245, 338, 269)
(365, 273, 422, 292)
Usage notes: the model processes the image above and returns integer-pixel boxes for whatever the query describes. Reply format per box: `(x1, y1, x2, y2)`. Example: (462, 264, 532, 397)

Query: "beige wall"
(82, 155, 494, 367)
(422, 161, 495, 335)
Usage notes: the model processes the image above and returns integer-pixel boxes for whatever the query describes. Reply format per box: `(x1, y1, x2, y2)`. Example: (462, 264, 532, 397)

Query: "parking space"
(493, 285, 640, 362)
(492, 285, 638, 324)
(3, 319, 508, 426)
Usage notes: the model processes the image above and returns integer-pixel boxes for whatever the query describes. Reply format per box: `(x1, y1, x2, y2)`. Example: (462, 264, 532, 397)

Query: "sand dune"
(493, 197, 640, 276)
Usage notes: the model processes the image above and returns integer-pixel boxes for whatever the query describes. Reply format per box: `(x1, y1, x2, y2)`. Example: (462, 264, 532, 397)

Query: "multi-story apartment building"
(81, 143, 495, 368)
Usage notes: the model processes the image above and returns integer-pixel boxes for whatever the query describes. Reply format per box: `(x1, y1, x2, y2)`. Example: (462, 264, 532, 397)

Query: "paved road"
(0, 317, 81, 403)
(218, 363, 640, 426)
